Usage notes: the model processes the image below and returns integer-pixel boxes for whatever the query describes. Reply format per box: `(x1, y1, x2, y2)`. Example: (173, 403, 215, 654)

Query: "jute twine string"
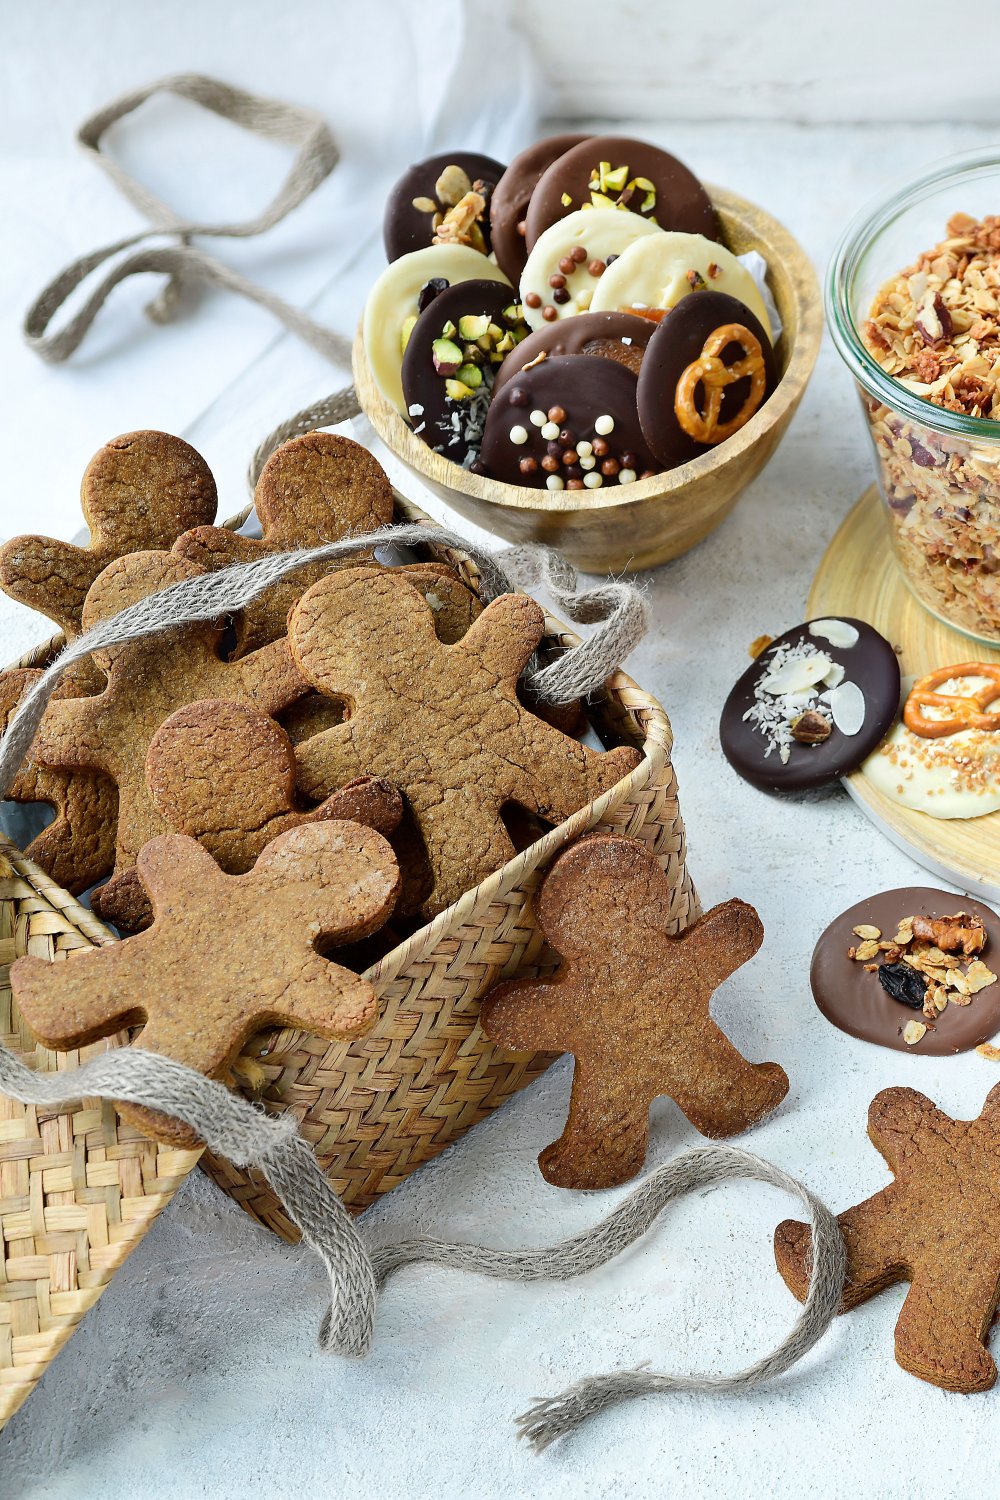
(0, 523, 648, 802)
(23, 74, 352, 364)
(0, 1038, 846, 1445)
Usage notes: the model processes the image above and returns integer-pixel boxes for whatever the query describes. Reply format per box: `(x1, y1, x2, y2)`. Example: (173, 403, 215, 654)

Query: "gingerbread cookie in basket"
(775, 1083, 1000, 1393)
(481, 834, 789, 1188)
(29, 549, 309, 930)
(10, 820, 401, 1146)
(289, 568, 642, 915)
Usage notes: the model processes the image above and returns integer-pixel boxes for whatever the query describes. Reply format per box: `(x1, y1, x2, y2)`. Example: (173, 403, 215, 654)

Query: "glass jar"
(827, 149, 1000, 645)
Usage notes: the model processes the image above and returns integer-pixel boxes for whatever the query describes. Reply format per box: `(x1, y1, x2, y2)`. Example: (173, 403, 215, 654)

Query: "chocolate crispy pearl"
(490, 133, 590, 283)
(383, 151, 506, 262)
(525, 135, 720, 249)
(637, 291, 778, 469)
(719, 618, 901, 793)
(811, 888, 1000, 1055)
(479, 355, 656, 491)
(401, 279, 523, 464)
(492, 311, 654, 397)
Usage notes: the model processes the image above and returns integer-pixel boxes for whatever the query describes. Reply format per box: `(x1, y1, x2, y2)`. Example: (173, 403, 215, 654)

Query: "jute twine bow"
(0, 1044, 844, 1448)
(23, 74, 352, 364)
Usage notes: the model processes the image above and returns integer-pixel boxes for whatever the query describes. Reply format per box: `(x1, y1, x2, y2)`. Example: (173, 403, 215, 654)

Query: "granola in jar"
(861, 214, 1000, 640)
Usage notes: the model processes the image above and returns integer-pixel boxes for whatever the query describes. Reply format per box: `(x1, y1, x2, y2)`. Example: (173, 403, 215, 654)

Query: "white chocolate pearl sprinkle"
(540, 421, 560, 440)
(579, 455, 596, 470)
(583, 471, 603, 488)
(509, 425, 529, 445)
(546, 474, 565, 491)
(529, 409, 547, 426)
(576, 441, 593, 457)
(618, 468, 636, 484)
(594, 414, 615, 435)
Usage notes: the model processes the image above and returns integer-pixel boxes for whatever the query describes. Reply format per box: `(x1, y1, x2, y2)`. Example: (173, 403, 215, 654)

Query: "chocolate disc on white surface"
(720, 617, 901, 792)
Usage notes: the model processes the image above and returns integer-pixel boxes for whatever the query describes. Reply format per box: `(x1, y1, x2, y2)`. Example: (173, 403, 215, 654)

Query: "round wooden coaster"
(808, 484, 1000, 900)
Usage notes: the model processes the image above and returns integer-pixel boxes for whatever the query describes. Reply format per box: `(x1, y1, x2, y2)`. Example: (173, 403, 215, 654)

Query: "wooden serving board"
(808, 485, 1000, 899)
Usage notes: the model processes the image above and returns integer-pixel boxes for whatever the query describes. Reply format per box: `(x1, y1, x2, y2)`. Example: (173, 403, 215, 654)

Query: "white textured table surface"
(3, 6, 1000, 1496)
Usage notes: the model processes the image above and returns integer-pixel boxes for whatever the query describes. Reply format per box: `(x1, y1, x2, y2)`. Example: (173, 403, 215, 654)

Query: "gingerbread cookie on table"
(479, 356, 656, 491)
(775, 1083, 1000, 1393)
(174, 433, 394, 655)
(480, 834, 788, 1189)
(384, 150, 505, 262)
(0, 430, 217, 643)
(0, 668, 117, 895)
(523, 135, 719, 248)
(11, 820, 400, 1146)
(289, 568, 642, 916)
(29, 550, 309, 931)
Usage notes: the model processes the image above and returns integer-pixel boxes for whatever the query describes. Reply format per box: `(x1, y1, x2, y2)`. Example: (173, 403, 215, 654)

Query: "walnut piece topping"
(911, 913, 986, 956)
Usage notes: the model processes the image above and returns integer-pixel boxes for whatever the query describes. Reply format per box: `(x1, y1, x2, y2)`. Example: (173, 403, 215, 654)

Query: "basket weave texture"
(0, 489, 697, 1416)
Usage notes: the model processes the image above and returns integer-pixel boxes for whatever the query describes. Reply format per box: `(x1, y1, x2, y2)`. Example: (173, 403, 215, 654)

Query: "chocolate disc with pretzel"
(479, 355, 656, 491)
(637, 291, 778, 469)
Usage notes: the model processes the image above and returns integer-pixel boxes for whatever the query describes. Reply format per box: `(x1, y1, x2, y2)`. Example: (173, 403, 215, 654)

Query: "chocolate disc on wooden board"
(637, 291, 778, 468)
(492, 311, 654, 396)
(383, 150, 506, 262)
(524, 134, 720, 249)
(490, 133, 590, 283)
(811, 887, 1000, 1055)
(720, 617, 901, 793)
(401, 279, 528, 465)
(479, 354, 656, 491)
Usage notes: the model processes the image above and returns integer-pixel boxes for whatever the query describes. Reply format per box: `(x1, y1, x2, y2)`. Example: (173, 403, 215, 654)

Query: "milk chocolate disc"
(720, 618, 901, 793)
(525, 135, 719, 249)
(490, 133, 590, 283)
(493, 311, 654, 397)
(401, 280, 528, 465)
(637, 291, 778, 468)
(384, 151, 506, 262)
(479, 355, 656, 491)
(811, 888, 1000, 1055)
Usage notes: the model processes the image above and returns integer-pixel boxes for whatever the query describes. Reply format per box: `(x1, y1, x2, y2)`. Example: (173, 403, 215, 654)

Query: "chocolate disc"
(479, 355, 656, 491)
(525, 135, 719, 249)
(637, 291, 778, 468)
(493, 311, 654, 397)
(401, 280, 528, 465)
(811, 888, 1000, 1055)
(384, 151, 506, 262)
(720, 618, 901, 793)
(490, 133, 590, 283)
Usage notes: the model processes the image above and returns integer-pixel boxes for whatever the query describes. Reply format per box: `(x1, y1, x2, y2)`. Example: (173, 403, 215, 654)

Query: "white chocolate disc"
(518, 208, 663, 330)
(589, 231, 771, 336)
(363, 246, 510, 414)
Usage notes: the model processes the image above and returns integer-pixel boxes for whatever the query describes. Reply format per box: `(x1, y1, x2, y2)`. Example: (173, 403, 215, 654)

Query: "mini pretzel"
(673, 323, 766, 443)
(903, 663, 1000, 738)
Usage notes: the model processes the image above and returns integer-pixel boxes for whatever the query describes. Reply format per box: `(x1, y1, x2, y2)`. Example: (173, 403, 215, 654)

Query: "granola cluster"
(848, 910, 997, 1045)
(861, 214, 1000, 640)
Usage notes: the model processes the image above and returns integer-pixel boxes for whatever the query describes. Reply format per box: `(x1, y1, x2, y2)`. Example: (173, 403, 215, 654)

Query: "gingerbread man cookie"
(775, 1084, 1000, 1393)
(0, 431, 217, 642)
(11, 821, 399, 1146)
(173, 433, 394, 655)
(289, 570, 641, 915)
(0, 668, 117, 895)
(29, 550, 309, 930)
(480, 835, 788, 1188)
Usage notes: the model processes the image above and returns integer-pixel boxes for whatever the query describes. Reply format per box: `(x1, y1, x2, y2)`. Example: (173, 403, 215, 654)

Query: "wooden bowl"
(354, 185, 822, 573)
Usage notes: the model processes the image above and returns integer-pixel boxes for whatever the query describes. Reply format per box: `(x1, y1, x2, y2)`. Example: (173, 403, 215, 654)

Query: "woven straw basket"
(0, 487, 696, 1420)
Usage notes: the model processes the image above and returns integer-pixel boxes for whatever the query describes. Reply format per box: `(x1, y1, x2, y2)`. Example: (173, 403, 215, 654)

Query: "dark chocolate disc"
(479, 354, 656, 491)
(490, 133, 590, 283)
(811, 888, 1000, 1055)
(720, 618, 901, 793)
(384, 151, 506, 262)
(525, 135, 720, 249)
(637, 291, 778, 469)
(492, 311, 654, 397)
(401, 280, 528, 465)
